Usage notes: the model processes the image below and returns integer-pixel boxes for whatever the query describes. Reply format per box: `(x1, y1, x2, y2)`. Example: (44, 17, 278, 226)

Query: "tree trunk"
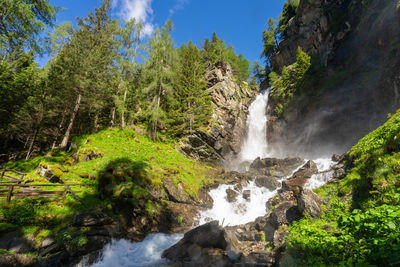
(52, 108, 67, 149)
(25, 128, 38, 161)
(60, 93, 81, 149)
(152, 85, 162, 141)
(26, 112, 44, 160)
(94, 111, 100, 133)
(121, 88, 127, 129)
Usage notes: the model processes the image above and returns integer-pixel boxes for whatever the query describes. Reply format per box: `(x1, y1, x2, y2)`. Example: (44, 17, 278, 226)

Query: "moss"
(177, 215, 183, 224)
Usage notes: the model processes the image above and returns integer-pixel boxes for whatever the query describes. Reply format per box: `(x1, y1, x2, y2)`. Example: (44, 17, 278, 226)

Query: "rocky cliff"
(180, 62, 258, 163)
(267, 0, 400, 158)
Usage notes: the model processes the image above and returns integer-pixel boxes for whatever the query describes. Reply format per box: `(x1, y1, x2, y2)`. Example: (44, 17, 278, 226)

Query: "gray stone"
(297, 189, 323, 218)
(242, 190, 251, 201)
(254, 176, 281, 191)
(226, 188, 238, 202)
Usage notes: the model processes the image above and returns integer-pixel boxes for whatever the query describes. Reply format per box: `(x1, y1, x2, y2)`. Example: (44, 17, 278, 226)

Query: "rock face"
(179, 62, 257, 163)
(249, 157, 304, 178)
(162, 221, 239, 265)
(267, 0, 400, 157)
(297, 189, 323, 218)
(281, 160, 318, 192)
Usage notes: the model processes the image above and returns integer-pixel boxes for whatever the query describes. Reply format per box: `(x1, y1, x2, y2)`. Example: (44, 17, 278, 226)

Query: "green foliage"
(201, 32, 250, 81)
(171, 41, 211, 135)
(286, 109, 400, 266)
(177, 215, 183, 224)
(141, 20, 176, 141)
(0, 0, 59, 55)
(269, 47, 311, 117)
(277, 0, 300, 39)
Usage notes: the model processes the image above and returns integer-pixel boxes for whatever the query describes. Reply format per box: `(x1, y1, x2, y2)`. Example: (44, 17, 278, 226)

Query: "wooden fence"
(0, 183, 92, 204)
(0, 167, 26, 184)
(0, 166, 91, 204)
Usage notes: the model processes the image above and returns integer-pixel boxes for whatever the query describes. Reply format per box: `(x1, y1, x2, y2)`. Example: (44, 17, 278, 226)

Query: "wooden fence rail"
(0, 183, 92, 204)
(0, 166, 25, 183)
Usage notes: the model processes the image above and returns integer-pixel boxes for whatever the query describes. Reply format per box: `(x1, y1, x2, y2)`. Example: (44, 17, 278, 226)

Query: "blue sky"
(39, 0, 287, 66)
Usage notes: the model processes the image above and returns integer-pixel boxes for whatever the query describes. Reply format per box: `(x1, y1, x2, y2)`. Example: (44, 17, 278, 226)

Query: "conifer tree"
(174, 41, 211, 134)
(47, 0, 118, 149)
(112, 18, 143, 128)
(141, 20, 175, 141)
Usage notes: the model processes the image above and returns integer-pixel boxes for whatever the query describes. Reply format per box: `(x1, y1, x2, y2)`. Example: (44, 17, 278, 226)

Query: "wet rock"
(196, 188, 214, 208)
(254, 176, 281, 191)
(297, 189, 323, 218)
(0, 254, 39, 267)
(162, 180, 194, 204)
(332, 163, 347, 180)
(262, 202, 302, 242)
(331, 154, 343, 162)
(71, 212, 113, 227)
(242, 190, 251, 201)
(281, 160, 318, 193)
(249, 157, 304, 178)
(0, 231, 35, 253)
(233, 183, 243, 192)
(162, 221, 239, 262)
(265, 190, 296, 212)
(226, 188, 238, 203)
(165, 201, 201, 233)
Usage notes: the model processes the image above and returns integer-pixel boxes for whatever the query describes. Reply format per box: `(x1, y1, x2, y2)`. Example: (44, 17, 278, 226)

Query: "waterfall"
(86, 91, 335, 267)
(240, 89, 270, 162)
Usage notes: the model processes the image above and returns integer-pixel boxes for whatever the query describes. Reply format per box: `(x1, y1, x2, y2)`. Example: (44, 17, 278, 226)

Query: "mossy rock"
(67, 148, 104, 165)
(38, 163, 66, 183)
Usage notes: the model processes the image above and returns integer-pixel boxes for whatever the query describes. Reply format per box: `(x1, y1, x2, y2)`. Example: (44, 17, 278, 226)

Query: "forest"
(0, 0, 253, 161)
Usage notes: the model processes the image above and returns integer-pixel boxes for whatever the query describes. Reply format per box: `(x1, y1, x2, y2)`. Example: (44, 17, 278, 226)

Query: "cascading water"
(240, 89, 270, 162)
(85, 92, 335, 267)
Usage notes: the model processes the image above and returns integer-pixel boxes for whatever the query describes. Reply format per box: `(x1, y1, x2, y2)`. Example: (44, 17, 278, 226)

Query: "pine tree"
(174, 41, 211, 135)
(47, 0, 118, 149)
(141, 20, 175, 141)
(112, 18, 144, 129)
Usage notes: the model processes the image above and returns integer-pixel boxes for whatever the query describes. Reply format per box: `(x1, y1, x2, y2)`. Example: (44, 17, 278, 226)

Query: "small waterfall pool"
(84, 92, 335, 267)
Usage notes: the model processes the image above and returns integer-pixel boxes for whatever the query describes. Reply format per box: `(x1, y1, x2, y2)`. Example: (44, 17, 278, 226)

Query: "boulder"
(281, 160, 318, 193)
(262, 201, 302, 242)
(38, 163, 65, 183)
(0, 231, 34, 253)
(162, 221, 239, 262)
(242, 190, 251, 201)
(250, 157, 304, 178)
(162, 179, 193, 204)
(68, 148, 103, 165)
(297, 189, 323, 218)
(226, 188, 238, 203)
(254, 176, 281, 191)
(165, 201, 202, 233)
(0, 254, 39, 267)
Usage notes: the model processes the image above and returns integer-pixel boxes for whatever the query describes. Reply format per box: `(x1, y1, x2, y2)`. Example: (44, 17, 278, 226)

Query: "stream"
(84, 90, 334, 267)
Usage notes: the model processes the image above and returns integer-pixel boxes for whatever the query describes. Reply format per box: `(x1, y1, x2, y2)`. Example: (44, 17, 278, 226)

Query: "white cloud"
(168, 0, 189, 18)
(114, 0, 154, 36)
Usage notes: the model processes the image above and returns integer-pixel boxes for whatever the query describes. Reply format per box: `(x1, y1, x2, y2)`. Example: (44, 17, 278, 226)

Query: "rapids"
(85, 92, 334, 267)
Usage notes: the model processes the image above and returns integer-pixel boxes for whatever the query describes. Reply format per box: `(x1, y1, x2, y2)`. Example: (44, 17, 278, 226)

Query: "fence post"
(6, 185, 14, 204)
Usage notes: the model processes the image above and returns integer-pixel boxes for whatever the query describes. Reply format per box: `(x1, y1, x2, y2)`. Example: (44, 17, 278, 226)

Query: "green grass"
(0, 126, 216, 252)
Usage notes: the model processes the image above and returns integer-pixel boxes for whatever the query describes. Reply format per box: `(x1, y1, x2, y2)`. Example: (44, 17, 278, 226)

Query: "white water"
(240, 90, 270, 162)
(305, 158, 335, 190)
(198, 181, 277, 226)
(86, 93, 335, 267)
(83, 234, 183, 267)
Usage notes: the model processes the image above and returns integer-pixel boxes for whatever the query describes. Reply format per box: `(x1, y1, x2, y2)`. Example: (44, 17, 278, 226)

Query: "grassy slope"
(284, 111, 400, 266)
(0, 127, 215, 248)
